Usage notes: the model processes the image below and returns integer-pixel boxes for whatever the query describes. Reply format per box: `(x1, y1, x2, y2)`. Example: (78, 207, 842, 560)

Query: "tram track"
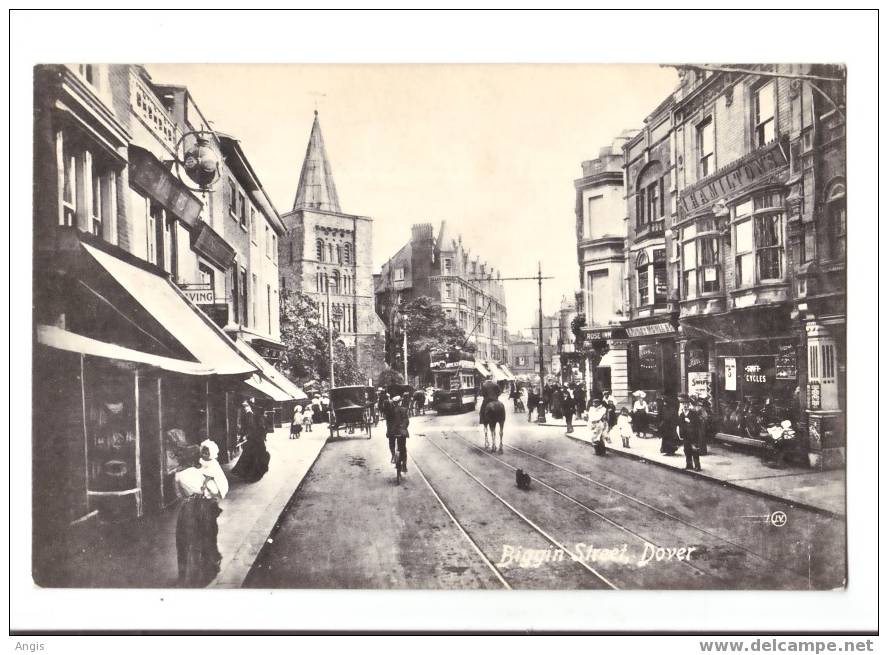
(439, 430, 720, 584)
(415, 434, 619, 589)
(495, 438, 825, 587)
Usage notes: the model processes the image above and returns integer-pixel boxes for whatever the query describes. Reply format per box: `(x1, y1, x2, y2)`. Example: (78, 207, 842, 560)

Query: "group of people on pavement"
(523, 382, 587, 431)
(582, 388, 713, 471)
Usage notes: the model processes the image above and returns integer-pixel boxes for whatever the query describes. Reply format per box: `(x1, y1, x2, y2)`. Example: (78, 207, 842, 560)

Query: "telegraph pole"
(537, 262, 546, 423)
(402, 323, 408, 384)
(468, 265, 553, 423)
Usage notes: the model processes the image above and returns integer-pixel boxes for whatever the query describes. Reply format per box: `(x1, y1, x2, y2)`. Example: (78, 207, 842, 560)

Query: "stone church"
(278, 111, 386, 381)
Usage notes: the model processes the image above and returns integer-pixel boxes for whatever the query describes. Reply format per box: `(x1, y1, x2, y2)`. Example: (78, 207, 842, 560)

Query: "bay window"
(755, 214, 783, 280)
(731, 194, 785, 287)
(681, 223, 696, 299)
(636, 249, 668, 306)
(734, 218, 754, 288)
(825, 183, 846, 262)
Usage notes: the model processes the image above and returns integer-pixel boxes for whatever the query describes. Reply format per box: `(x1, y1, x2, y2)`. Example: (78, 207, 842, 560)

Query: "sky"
(148, 64, 679, 332)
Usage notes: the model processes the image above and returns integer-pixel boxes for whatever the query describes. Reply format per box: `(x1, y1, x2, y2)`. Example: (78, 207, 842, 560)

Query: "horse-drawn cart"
(328, 385, 373, 439)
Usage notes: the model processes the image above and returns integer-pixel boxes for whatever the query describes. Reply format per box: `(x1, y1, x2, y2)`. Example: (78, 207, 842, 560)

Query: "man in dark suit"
(387, 396, 410, 471)
(677, 393, 702, 471)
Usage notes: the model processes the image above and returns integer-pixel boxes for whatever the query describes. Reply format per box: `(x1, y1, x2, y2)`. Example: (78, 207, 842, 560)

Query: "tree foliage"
(375, 366, 404, 388)
(388, 296, 475, 379)
(279, 290, 367, 387)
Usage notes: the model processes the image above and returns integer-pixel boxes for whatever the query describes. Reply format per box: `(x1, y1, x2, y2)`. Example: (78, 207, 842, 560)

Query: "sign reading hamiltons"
(679, 140, 788, 215)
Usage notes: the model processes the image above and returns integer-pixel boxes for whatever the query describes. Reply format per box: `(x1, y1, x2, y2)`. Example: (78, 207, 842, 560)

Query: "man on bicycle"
(386, 395, 410, 472)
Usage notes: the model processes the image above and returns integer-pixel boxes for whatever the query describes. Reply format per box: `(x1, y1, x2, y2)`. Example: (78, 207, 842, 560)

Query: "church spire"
(292, 111, 341, 213)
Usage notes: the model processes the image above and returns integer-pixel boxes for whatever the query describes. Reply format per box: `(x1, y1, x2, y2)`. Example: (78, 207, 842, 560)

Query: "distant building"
(574, 130, 638, 403)
(277, 112, 386, 380)
(376, 221, 509, 372)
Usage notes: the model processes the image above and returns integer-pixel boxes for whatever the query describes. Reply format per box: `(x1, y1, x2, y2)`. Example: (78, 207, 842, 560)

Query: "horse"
(481, 400, 506, 453)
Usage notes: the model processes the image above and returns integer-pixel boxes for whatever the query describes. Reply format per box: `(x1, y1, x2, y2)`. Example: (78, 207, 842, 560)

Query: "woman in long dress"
(231, 401, 270, 482)
(175, 439, 229, 587)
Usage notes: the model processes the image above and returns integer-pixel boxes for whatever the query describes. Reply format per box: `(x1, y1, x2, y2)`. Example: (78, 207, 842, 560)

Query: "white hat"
(632, 390, 647, 398)
(781, 420, 792, 429)
(199, 439, 219, 461)
(391, 395, 402, 402)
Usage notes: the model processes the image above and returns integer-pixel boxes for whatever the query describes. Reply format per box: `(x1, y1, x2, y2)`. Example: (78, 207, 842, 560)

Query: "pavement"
(44, 423, 328, 588)
(559, 423, 845, 517)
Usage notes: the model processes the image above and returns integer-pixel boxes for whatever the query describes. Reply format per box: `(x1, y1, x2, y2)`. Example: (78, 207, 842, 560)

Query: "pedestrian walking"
(174, 439, 229, 587)
(694, 393, 712, 455)
(574, 385, 586, 419)
(659, 396, 680, 455)
(231, 400, 270, 482)
(562, 387, 576, 434)
(412, 388, 426, 415)
(290, 405, 303, 439)
(527, 387, 539, 422)
(587, 397, 609, 455)
(677, 393, 702, 471)
(632, 390, 651, 438)
(310, 394, 322, 424)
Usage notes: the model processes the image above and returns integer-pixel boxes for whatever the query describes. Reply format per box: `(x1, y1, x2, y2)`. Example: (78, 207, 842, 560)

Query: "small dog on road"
(515, 468, 531, 490)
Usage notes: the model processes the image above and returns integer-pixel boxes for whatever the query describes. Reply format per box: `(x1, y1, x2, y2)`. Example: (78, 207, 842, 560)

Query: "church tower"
(278, 112, 386, 382)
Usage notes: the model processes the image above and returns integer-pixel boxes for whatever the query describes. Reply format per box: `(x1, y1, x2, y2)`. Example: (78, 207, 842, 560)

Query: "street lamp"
(174, 130, 221, 192)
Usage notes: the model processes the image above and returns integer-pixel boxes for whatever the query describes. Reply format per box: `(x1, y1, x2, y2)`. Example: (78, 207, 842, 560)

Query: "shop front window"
(83, 364, 138, 508)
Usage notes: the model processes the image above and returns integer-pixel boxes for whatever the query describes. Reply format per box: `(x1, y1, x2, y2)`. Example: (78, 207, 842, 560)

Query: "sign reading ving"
(180, 283, 215, 305)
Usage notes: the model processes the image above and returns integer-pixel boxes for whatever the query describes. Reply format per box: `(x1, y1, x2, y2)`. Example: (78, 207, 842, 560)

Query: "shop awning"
(245, 374, 292, 402)
(488, 362, 507, 381)
(37, 325, 213, 375)
(232, 338, 307, 401)
(475, 361, 491, 377)
(499, 364, 517, 381)
(81, 242, 255, 376)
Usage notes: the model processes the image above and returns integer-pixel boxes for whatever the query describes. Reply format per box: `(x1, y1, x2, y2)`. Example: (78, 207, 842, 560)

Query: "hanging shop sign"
(724, 357, 737, 391)
(626, 322, 675, 338)
(775, 344, 798, 380)
(179, 283, 215, 305)
(688, 372, 712, 399)
(129, 145, 203, 226)
(678, 139, 788, 215)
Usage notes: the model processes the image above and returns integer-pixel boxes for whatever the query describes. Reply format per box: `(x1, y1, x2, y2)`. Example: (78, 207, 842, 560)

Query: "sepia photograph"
(10, 8, 878, 638)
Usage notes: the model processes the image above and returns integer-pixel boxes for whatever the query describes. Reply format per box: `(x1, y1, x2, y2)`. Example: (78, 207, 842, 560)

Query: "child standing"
(290, 405, 303, 439)
(302, 405, 313, 433)
(613, 406, 635, 448)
